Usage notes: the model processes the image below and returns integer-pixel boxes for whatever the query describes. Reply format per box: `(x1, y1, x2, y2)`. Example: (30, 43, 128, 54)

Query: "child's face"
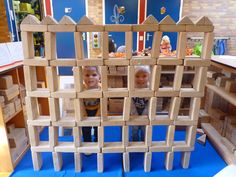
(135, 71, 149, 88)
(83, 67, 100, 89)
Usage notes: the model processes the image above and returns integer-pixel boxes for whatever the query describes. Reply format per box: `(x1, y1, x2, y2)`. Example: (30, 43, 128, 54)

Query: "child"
(82, 66, 101, 143)
(160, 35, 172, 54)
(131, 66, 150, 141)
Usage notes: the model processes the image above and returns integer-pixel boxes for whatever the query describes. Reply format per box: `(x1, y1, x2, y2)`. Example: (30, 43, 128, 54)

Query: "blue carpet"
(10, 126, 226, 177)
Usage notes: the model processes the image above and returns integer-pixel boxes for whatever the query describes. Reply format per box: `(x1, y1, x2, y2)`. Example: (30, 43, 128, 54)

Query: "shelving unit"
(202, 59, 236, 165)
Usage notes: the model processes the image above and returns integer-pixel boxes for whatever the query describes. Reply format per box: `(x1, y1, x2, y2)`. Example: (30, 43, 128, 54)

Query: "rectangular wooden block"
(50, 59, 77, 66)
(144, 152, 152, 172)
(165, 151, 174, 170)
(54, 142, 76, 152)
(77, 25, 104, 32)
(105, 25, 132, 31)
(51, 90, 76, 98)
(132, 24, 159, 31)
(225, 80, 236, 93)
(102, 142, 124, 153)
(74, 153, 82, 172)
(52, 152, 63, 171)
(31, 151, 42, 171)
(123, 152, 130, 172)
(77, 90, 102, 98)
(157, 58, 183, 65)
(0, 75, 13, 89)
(126, 142, 148, 152)
(97, 153, 104, 173)
(104, 59, 129, 66)
(103, 88, 129, 98)
(23, 59, 49, 66)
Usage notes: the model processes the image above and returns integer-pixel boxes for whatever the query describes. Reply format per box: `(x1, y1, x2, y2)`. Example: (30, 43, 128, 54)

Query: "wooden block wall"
(21, 14, 214, 172)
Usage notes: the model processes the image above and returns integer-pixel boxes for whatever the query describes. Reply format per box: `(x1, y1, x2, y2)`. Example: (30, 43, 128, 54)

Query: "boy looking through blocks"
(131, 66, 150, 141)
(82, 66, 101, 143)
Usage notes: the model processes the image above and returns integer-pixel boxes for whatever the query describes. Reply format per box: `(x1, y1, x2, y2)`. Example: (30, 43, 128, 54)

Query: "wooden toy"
(21, 14, 214, 172)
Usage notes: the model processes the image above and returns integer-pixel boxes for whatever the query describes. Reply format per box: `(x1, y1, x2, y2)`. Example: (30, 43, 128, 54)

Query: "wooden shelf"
(0, 61, 23, 74)
(201, 123, 236, 164)
(13, 144, 30, 168)
(4, 109, 23, 123)
(206, 84, 236, 106)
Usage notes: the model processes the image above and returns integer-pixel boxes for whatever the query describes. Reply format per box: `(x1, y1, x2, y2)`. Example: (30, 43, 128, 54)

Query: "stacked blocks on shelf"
(21, 14, 214, 172)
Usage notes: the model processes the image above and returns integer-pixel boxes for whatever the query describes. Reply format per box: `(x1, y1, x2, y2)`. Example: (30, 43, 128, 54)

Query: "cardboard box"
(0, 75, 13, 89)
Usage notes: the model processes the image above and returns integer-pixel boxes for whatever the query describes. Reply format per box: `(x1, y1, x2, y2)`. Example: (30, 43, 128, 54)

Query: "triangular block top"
(59, 16, 76, 25)
(142, 15, 158, 24)
(177, 16, 194, 25)
(159, 15, 176, 25)
(197, 134, 206, 145)
(21, 15, 40, 25)
(195, 16, 205, 25)
(77, 16, 95, 25)
(41, 16, 58, 25)
(204, 17, 213, 25)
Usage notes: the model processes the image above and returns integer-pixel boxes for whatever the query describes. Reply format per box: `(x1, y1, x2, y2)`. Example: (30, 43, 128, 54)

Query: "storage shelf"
(13, 144, 30, 168)
(4, 108, 23, 123)
(201, 123, 236, 164)
(206, 84, 236, 106)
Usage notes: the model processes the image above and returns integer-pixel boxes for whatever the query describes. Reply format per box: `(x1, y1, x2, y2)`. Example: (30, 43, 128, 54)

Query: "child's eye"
(85, 74, 90, 77)
(92, 74, 97, 77)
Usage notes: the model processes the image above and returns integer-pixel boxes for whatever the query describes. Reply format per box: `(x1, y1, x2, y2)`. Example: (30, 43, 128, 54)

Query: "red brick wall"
(182, 0, 236, 55)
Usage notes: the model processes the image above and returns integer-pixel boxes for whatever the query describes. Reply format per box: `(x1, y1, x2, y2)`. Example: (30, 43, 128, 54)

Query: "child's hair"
(82, 66, 100, 75)
(161, 35, 170, 44)
(134, 65, 150, 75)
(109, 38, 116, 53)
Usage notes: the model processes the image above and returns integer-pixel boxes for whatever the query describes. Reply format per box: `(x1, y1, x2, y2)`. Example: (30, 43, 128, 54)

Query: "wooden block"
(51, 90, 76, 98)
(78, 142, 100, 153)
(156, 88, 179, 97)
(21, 14, 40, 25)
(74, 32, 84, 59)
(173, 66, 184, 91)
(132, 24, 159, 31)
(59, 15, 76, 25)
(50, 59, 76, 66)
(73, 67, 83, 92)
(74, 99, 85, 122)
(21, 24, 47, 32)
(102, 142, 124, 153)
(225, 81, 236, 93)
(144, 152, 152, 172)
(54, 142, 76, 152)
(27, 89, 50, 97)
(77, 16, 95, 25)
(151, 32, 163, 58)
(151, 65, 161, 91)
(143, 15, 159, 24)
(123, 152, 130, 172)
(102, 32, 109, 59)
(73, 127, 82, 147)
(101, 98, 108, 121)
(101, 116, 124, 126)
(130, 57, 156, 65)
(221, 137, 236, 153)
(97, 153, 104, 173)
(166, 125, 175, 146)
(207, 71, 218, 79)
(23, 58, 49, 66)
(28, 125, 39, 146)
(175, 116, 198, 126)
(46, 66, 58, 92)
(125, 116, 149, 126)
(52, 118, 76, 127)
(157, 58, 183, 65)
(169, 97, 181, 120)
(179, 88, 204, 98)
(128, 66, 135, 91)
(77, 89, 102, 98)
(104, 59, 129, 66)
(48, 24, 76, 32)
(186, 126, 197, 147)
(202, 32, 214, 59)
(145, 125, 152, 146)
(150, 141, 171, 151)
(31, 142, 54, 152)
(101, 66, 108, 91)
(77, 59, 103, 66)
(105, 25, 132, 31)
(122, 126, 129, 147)
(186, 25, 214, 32)
(31, 151, 42, 171)
(176, 32, 187, 59)
(77, 117, 101, 127)
(177, 16, 194, 25)
(125, 31, 132, 59)
(189, 97, 201, 121)
(159, 15, 176, 25)
(24, 66, 37, 91)
(21, 32, 34, 59)
(130, 89, 154, 98)
(25, 96, 38, 120)
(49, 98, 60, 121)
(98, 127, 104, 148)
(165, 151, 174, 170)
(149, 97, 157, 121)
(184, 59, 211, 67)
(103, 88, 128, 98)
(74, 153, 82, 172)
(197, 134, 206, 145)
(0, 75, 13, 89)
(123, 97, 131, 121)
(49, 126, 58, 147)
(197, 128, 205, 135)
(181, 151, 191, 169)
(45, 32, 57, 60)
(27, 116, 51, 126)
(159, 25, 185, 32)
(77, 24, 104, 32)
(52, 152, 63, 171)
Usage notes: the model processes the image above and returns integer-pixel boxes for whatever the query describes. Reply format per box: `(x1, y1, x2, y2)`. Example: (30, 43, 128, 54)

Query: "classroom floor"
(10, 126, 226, 177)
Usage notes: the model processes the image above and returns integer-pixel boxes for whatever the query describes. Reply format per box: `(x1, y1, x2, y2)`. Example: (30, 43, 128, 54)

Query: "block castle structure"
(21, 14, 214, 172)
